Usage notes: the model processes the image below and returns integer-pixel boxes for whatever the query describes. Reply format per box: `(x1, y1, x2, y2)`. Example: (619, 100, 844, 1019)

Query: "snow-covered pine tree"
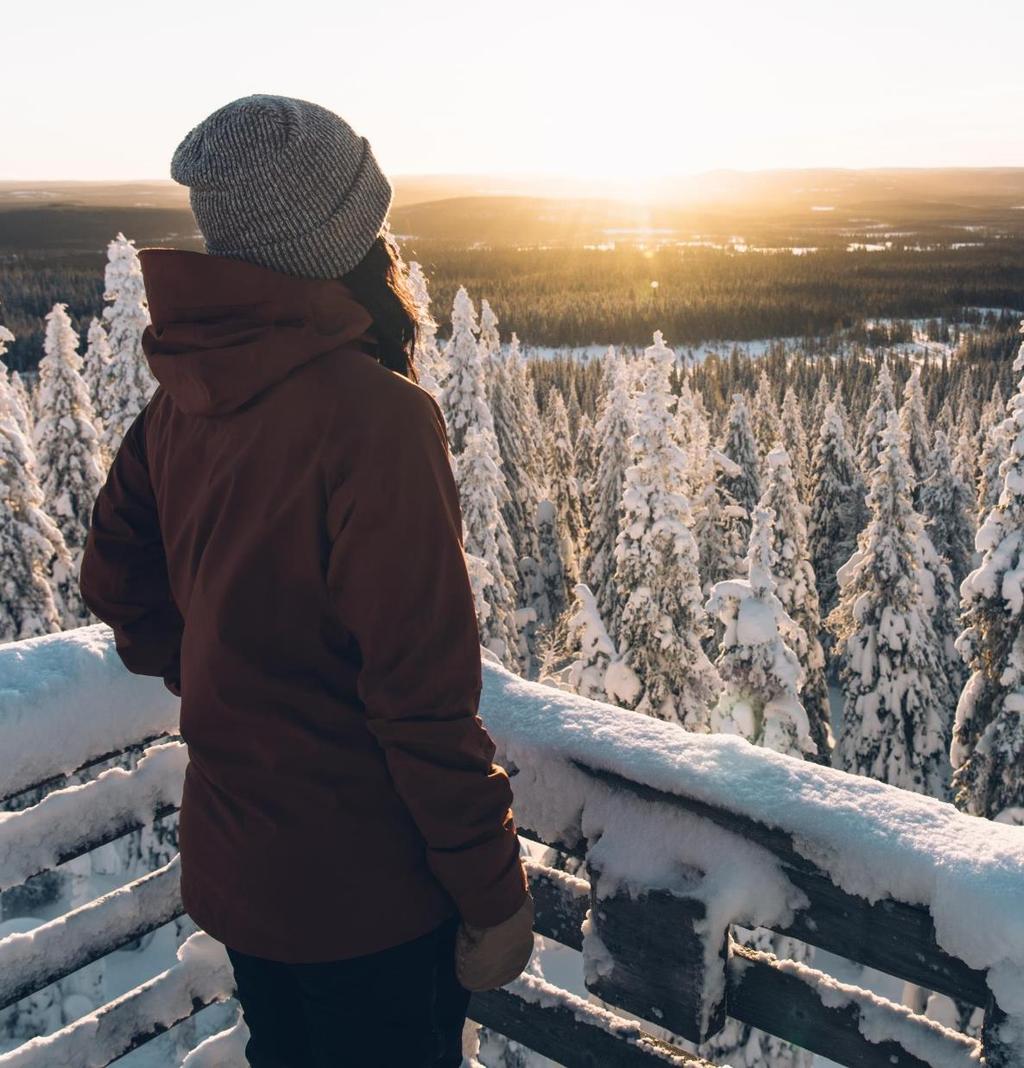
(98, 234, 156, 457)
(508, 334, 546, 494)
(81, 317, 112, 427)
(529, 498, 569, 633)
(456, 427, 519, 668)
(612, 332, 720, 727)
(720, 392, 761, 536)
(574, 411, 597, 530)
(899, 365, 931, 503)
(8, 373, 33, 441)
(703, 503, 815, 1068)
(674, 379, 711, 480)
(955, 424, 979, 499)
(0, 327, 31, 440)
(760, 448, 833, 762)
(566, 582, 619, 701)
(707, 506, 813, 754)
(830, 413, 950, 796)
(406, 260, 446, 404)
(953, 336, 1024, 822)
(694, 454, 748, 596)
(586, 352, 634, 633)
(808, 399, 865, 622)
(858, 361, 896, 476)
(976, 411, 1010, 520)
(491, 359, 542, 568)
(918, 429, 975, 589)
(751, 369, 782, 462)
(441, 287, 494, 453)
(0, 374, 70, 640)
(478, 298, 501, 378)
(543, 387, 585, 595)
(779, 387, 811, 495)
(34, 305, 105, 625)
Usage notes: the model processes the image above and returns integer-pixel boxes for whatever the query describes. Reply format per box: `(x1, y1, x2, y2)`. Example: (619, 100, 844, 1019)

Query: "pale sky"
(4, 0, 1023, 180)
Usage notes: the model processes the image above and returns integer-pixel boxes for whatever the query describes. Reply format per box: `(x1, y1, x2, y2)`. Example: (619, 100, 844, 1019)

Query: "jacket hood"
(139, 249, 376, 416)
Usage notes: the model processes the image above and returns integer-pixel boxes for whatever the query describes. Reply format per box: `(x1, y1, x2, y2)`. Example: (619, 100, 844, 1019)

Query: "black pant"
(226, 917, 470, 1067)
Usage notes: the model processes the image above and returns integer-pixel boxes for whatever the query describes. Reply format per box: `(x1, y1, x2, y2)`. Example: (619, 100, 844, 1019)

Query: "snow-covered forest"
(2, 232, 1024, 1064)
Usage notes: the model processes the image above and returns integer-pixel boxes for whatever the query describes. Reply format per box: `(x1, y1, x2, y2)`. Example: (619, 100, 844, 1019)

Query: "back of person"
(80, 94, 533, 1068)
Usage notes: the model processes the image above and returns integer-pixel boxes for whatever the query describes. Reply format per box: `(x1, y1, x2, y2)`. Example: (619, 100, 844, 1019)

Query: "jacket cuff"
(433, 821, 529, 929)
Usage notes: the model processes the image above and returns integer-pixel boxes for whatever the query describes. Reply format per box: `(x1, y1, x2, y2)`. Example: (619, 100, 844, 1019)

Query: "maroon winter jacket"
(80, 248, 527, 963)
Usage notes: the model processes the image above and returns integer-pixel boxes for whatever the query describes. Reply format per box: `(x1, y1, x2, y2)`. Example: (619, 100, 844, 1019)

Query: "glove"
(455, 893, 535, 992)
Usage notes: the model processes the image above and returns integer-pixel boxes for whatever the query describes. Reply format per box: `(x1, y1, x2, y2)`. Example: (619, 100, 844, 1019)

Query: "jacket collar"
(139, 249, 376, 416)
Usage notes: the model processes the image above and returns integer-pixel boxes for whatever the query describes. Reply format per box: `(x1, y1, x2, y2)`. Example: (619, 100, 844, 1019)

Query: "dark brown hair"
(341, 230, 419, 381)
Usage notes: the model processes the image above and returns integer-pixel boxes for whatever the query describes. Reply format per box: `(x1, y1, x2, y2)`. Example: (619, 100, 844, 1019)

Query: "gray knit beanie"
(170, 95, 392, 279)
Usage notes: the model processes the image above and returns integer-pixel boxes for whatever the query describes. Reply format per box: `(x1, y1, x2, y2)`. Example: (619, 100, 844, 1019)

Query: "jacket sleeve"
(326, 386, 527, 928)
(80, 407, 184, 694)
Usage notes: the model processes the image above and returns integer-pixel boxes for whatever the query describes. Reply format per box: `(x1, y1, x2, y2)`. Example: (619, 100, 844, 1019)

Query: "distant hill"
(4, 169, 1024, 256)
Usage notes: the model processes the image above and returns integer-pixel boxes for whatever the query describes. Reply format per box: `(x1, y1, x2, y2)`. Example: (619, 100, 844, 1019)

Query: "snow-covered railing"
(2, 627, 1023, 1067)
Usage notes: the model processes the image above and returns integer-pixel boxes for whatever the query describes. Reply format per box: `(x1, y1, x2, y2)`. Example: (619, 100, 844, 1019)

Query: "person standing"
(81, 95, 534, 1067)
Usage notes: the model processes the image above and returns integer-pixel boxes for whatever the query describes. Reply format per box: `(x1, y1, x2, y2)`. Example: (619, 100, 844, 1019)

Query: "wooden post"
(584, 862, 728, 1044)
(982, 996, 1018, 1068)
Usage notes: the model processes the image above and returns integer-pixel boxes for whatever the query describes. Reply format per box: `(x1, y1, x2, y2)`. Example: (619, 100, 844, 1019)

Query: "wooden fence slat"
(0, 858, 185, 1009)
(0, 933, 233, 1068)
(726, 944, 981, 1068)
(0, 742, 185, 892)
(471, 979, 715, 1067)
(577, 763, 991, 1008)
(524, 856, 588, 950)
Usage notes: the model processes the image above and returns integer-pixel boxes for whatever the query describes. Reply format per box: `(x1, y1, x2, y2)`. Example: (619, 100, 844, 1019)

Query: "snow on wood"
(767, 953, 982, 1067)
(0, 741, 186, 890)
(0, 858, 183, 1010)
(478, 657, 1024, 1027)
(0, 624, 178, 800)
(180, 1011, 248, 1068)
(0, 932, 233, 1068)
(473, 973, 710, 1065)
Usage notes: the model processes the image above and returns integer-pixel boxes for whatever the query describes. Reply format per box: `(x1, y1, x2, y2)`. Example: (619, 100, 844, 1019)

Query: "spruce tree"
(0, 381, 69, 641)
(953, 340, 1024, 821)
(674, 378, 712, 494)
(613, 333, 720, 727)
(707, 506, 813, 755)
(441, 287, 493, 453)
(586, 353, 634, 632)
(8, 372, 33, 441)
(575, 411, 597, 530)
(98, 234, 156, 457)
(0, 327, 31, 440)
(779, 387, 811, 495)
(703, 503, 816, 1068)
(760, 448, 833, 762)
(899, 365, 931, 503)
(406, 261, 446, 405)
(858, 362, 896, 476)
(530, 498, 570, 633)
(808, 400, 864, 621)
(456, 427, 519, 668)
(491, 358, 542, 568)
(919, 429, 975, 589)
(720, 393, 761, 535)
(830, 413, 950, 796)
(566, 583, 619, 701)
(478, 298, 501, 375)
(81, 317, 112, 429)
(976, 413, 1010, 520)
(34, 305, 105, 625)
(543, 387, 585, 595)
(751, 369, 782, 461)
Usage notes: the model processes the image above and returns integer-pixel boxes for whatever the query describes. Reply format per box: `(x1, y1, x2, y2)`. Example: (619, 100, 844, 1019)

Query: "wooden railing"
(1, 626, 1021, 1067)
